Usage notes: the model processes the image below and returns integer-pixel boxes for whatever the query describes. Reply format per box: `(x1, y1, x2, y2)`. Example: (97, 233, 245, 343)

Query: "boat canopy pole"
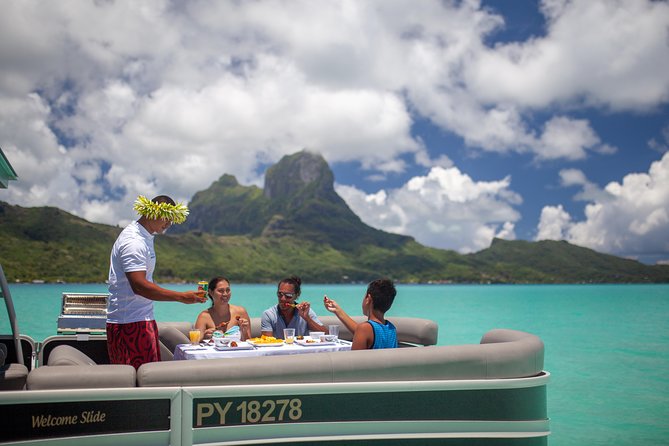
(0, 264, 24, 365)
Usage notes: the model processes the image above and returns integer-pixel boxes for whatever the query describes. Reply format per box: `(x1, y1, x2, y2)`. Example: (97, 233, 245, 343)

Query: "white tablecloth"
(174, 340, 351, 360)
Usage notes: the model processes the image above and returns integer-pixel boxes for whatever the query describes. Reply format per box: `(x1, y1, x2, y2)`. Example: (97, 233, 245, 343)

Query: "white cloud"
(0, 0, 667, 259)
(536, 116, 609, 161)
(536, 204, 572, 241)
(648, 123, 669, 154)
(558, 168, 609, 202)
(536, 152, 669, 257)
(470, 0, 669, 110)
(336, 166, 521, 253)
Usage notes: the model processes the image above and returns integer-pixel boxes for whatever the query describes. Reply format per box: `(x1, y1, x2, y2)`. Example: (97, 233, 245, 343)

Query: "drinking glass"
(189, 329, 201, 344)
(283, 328, 295, 344)
(328, 325, 340, 342)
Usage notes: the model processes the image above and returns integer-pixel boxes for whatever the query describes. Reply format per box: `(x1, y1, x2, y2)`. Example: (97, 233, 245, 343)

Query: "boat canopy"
(0, 147, 18, 189)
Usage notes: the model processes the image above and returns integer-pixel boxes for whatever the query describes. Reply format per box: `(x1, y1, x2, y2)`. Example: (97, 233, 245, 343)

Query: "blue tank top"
(368, 320, 397, 349)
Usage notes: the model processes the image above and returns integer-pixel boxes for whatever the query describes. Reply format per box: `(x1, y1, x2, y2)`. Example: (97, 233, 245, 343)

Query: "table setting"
(174, 326, 351, 360)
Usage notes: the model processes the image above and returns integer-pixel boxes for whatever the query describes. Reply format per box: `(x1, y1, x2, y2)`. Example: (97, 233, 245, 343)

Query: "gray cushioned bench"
(0, 364, 29, 391)
(137, 329, 543, 387)
(157, 316, 439, 360)
(23, 320, 543, 390)
(27, 345, 136, 390)
(0, 343, 29, 391)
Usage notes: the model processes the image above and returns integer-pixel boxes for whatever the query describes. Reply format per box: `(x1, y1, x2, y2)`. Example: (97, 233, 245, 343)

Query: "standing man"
(106, 195, 206, 369)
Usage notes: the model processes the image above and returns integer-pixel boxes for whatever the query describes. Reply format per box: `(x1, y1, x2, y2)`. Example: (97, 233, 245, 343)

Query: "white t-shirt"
(106, 220, 156, 324)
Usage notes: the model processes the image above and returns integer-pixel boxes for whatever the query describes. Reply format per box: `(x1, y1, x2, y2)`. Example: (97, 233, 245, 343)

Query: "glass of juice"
(283, 328, 295, 344)
(189, 329, 201, 344)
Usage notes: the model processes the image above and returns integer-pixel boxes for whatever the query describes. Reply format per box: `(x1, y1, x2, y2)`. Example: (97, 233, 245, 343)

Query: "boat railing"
(0, 264, 23, 366)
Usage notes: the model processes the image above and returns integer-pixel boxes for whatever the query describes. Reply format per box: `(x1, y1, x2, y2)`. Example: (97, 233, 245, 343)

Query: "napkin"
(224, 325, 240, 336)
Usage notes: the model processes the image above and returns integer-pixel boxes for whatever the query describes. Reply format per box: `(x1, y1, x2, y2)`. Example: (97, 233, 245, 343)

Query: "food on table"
(230, 341, 238, 347)
(247, 335, 283, 345)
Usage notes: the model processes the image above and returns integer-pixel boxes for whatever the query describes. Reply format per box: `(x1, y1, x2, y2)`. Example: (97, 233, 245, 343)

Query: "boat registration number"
(195, 398, 302, 426)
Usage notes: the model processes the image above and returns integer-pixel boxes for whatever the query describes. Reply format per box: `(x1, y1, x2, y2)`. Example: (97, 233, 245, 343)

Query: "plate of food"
(214, 340, 255, 351)
(247, 335, 284, 347)
(295, 336, 336, 346)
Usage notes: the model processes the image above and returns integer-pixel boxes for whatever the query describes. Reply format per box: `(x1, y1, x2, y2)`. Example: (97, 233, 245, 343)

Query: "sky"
(1, 0, 668, 264)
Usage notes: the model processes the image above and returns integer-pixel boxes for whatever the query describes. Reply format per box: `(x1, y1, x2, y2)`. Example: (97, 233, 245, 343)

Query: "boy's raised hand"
(323, 295, 340, 313)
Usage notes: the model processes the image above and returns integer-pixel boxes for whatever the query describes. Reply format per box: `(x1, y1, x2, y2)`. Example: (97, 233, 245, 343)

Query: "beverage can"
(197, 281, 208, 293)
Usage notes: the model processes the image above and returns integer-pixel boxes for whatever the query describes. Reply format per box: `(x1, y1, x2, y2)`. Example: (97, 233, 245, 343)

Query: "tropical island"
(1, 151, 668, 284)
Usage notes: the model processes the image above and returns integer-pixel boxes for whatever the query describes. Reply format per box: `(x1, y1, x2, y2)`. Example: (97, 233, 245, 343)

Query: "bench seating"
(23, 317, 543, 390)
(157, 316, 439, 360)
(137, 328, 543, 387)
(27, 344, 136, 390)
(0, 363, 29, 390)
(0, 344, 29, 391)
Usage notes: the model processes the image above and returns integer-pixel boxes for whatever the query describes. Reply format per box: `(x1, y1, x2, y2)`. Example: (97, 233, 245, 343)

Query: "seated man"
(261, 276, 326, 338)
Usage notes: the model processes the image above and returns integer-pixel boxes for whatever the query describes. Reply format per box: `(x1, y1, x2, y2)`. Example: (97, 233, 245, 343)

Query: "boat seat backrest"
(28, 345, 136, 390)
(157, 317, 438, 347)
(27, 365, 136, 390)
(47, 344, 98, 366)
(0, 363, 28, 391)
(157, 324, 191, 361)
(136, 328, 543, 387)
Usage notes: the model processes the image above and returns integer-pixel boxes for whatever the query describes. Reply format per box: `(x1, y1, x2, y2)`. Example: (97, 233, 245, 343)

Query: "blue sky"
(1, 0, 668, 264)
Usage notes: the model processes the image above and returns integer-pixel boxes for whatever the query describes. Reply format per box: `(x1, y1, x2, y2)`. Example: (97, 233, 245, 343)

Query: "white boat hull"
(0, 374, 549, 445)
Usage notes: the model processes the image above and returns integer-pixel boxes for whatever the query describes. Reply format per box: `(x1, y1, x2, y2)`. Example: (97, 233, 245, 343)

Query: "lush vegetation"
(2, 151, 668, 284)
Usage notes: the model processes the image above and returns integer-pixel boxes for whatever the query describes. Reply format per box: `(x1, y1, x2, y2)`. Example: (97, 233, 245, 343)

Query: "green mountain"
(0, 203, 121, 282)
(172, 151, 410, 250)
(1, 151, 668, 283)
(468, 238, 669, 283)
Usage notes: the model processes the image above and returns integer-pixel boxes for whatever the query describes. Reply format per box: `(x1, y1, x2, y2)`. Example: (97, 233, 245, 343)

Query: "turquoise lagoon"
(2, 283, 668, 445)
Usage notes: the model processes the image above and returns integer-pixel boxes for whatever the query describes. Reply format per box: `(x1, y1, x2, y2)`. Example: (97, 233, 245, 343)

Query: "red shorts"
(106, 320, 160, 369)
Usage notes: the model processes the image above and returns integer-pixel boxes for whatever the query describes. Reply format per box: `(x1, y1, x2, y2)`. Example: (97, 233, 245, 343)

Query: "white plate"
(295, 339, 337, 346)
(247, 340, 284, 347)
(214, 341, 255, 351)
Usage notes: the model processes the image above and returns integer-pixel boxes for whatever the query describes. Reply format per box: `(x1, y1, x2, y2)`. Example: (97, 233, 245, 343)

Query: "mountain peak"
(174, 150, 411, 250)
(264, 150, 334, 200)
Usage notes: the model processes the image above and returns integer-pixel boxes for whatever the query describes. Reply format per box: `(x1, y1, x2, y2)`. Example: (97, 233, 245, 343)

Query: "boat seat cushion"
(137, 329, 543, 387)
(158, 325, 190, 361)
(27, 365, 136, 390)
(48, 344, 98, 366)
(157, 317, 437, 347)
(0, 363, 29, 391)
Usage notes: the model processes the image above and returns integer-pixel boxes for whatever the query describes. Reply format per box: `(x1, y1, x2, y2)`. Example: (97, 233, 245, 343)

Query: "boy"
(323, 278, 397, 350)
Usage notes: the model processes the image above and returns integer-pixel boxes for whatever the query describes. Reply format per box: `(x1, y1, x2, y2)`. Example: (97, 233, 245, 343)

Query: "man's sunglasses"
(277, 291, 296, 298)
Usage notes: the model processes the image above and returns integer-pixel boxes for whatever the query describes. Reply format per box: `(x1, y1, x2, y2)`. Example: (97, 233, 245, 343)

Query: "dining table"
(174, 339, 352, 360)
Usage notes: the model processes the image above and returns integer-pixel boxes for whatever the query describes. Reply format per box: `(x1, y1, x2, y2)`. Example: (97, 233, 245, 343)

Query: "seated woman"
(195, 277, 251, 340)
(261, 275, 326, 338)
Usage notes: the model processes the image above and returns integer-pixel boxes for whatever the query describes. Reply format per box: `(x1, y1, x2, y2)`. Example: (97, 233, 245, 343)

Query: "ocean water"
(2, 282, 668, 445)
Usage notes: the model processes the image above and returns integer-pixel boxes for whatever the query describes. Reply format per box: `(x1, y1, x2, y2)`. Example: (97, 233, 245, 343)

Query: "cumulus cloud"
(536, 204, 572, 241)
(558, 168, 610, 202)
(536, 116, 610, 160)
(0, 0, 668, 259)
(536, 152, 669, 260)
(336, 166, 521, 253)
(648, 123, 669, 154)
(469, 0, 669, 110)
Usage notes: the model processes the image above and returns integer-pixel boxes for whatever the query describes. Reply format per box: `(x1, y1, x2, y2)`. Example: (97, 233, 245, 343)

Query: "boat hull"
(0, 374, 549, 445)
